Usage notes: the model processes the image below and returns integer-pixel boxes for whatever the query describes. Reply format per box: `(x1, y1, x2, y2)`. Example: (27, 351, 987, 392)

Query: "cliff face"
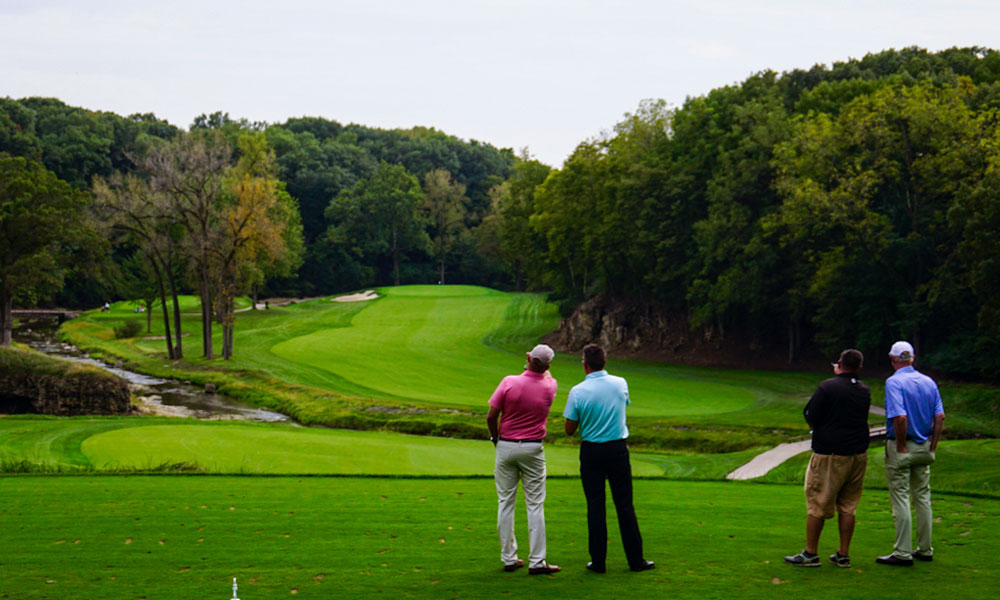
(542, 295, 819, 369)
(543, 295, 691, 354)
(0, 348, 131, 416)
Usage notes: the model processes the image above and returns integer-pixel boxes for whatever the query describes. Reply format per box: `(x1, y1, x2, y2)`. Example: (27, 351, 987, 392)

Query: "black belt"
(886, 436, 925, 443)
(499, 437, 544, 443)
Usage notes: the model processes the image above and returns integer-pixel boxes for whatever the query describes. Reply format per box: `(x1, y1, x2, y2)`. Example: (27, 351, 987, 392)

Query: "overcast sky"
(2, 0, 998, 166)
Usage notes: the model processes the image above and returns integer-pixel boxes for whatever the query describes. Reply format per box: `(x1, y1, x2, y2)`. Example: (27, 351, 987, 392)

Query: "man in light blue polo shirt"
(564, 343, 654, 574)
(876, 341, 945, 567)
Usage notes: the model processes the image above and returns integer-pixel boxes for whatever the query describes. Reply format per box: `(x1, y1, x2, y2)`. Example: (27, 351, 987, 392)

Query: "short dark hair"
(582, 343, 606, 371)
(838, 348, 863, 372)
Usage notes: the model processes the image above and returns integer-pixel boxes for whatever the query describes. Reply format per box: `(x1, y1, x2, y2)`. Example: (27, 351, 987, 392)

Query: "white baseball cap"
(889, 341, 914, 359)
(529, 344, 555, 365)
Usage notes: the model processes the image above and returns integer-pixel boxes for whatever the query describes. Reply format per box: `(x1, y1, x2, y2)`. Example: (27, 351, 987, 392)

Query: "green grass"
(1, 416, 757, 478)
(269, 286, 757, 416)
(2, 476, 997, 600)
(4, 416, 996, 497)
(77, 423, 673, 476)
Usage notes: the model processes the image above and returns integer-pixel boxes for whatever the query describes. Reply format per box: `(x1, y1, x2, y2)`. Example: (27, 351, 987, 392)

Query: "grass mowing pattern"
(1, 476, 996, 600)
(3, 417, 747, 477)
(270, 286, 537, 406)
(270, 285, 758, 416)
(77, 423, 669, 476)
(5, 417, 995, 492)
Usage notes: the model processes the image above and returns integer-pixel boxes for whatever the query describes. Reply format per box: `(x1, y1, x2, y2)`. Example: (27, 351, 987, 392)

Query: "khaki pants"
(495, 441, 547, 568)
(885, 440, 936, 558)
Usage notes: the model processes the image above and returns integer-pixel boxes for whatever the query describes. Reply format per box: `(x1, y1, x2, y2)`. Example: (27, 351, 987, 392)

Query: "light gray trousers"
(885, 440, 936, 558)
(495, 440, 547, 568)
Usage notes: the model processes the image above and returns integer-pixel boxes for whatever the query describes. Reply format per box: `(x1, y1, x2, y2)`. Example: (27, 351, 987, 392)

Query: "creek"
(12, 318, 293, 423)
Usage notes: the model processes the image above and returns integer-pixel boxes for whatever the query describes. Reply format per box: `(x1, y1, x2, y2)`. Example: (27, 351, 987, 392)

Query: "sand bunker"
(332, 290, 379, 302)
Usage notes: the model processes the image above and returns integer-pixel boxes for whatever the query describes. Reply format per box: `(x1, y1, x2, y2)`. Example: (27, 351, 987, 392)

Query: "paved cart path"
(726, 405, 887, 480)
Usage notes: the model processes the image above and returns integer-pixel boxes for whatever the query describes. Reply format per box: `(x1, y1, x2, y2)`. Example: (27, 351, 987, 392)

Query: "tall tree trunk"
(200, 270, 213, 359)
(160, 243, 183, 359)
(222, 295, 235, 360)
(167, 259, 183, 359)
(439, 260, 445, 285)
(0, 291, 12, 347)
(149, 256, 175, 360)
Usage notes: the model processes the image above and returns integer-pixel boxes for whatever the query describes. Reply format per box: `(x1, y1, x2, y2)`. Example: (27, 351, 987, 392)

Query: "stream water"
(12, 318, 293, 423)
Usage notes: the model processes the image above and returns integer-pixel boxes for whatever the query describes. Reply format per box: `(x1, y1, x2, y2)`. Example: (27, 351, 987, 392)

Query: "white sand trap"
(332, 290, 379, 302)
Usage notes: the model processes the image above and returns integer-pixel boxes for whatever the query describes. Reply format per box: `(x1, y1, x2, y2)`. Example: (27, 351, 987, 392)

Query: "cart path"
(726, 405, 887, 481)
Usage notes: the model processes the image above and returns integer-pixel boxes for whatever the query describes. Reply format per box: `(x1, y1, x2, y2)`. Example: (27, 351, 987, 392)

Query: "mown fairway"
(2, 476, 997, 600)
(66, 286, 773, 424)
(269, 286, 759, 416)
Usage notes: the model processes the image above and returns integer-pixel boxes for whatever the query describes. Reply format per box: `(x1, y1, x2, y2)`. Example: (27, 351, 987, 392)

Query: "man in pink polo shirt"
(486, 344, 560, 575)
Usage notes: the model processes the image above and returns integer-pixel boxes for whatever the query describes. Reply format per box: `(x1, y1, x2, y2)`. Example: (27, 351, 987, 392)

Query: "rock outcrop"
(0, 347, 131, 415)
(542, 295, 817, 369)
(543, 295, 695, 356)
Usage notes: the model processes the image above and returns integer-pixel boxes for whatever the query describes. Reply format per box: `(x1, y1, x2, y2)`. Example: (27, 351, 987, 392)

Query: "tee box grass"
(2, 476, 997, 600)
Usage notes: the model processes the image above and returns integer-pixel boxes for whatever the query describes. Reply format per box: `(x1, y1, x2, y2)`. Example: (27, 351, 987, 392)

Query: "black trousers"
(580, 439, 644, 567)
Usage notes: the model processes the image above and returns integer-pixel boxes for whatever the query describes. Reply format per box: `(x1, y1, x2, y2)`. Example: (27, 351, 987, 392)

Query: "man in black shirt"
(785, 349, 871, 568)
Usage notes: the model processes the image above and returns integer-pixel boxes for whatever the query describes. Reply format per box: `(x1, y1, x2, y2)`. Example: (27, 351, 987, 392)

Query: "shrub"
(113, 320, 143, 339)
(386, 420, 436, 435)
(434, 421, 482, 439)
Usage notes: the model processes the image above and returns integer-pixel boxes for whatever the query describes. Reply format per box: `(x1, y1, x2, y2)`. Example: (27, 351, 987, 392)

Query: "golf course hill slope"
(268, 285, 758, 418)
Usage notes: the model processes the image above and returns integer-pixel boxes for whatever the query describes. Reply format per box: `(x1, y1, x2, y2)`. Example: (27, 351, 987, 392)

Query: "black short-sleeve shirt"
(804, 373, 872, 455)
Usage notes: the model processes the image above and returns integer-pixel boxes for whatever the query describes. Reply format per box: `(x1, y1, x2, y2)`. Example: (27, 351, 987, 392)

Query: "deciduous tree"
(0, 157, 90, 346)
(325, 162, 429, 286)
(421, 169, 467, 284)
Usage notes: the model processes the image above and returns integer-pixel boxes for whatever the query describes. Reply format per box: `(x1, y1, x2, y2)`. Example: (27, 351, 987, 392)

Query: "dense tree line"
(506, 47, 1000, 377)
(0, 98, 516, 300)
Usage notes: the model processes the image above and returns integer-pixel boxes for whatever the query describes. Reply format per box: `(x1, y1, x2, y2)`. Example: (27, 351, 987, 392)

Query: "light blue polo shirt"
(563, 370, 630, 443)
(885, 366, 945, 443)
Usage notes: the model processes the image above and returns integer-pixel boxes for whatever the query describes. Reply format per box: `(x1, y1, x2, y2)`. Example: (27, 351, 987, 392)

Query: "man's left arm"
(929, 413, 945, 452)
(892, 415, 908, 453)
(487, 405, 501, 446)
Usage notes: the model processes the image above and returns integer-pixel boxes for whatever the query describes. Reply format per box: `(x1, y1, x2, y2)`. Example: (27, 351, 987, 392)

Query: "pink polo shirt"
(489, 370, 558, 440)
